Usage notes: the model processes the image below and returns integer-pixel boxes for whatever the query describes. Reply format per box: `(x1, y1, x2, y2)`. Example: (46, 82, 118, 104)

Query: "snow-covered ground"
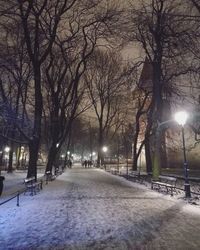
(0, 166, 200, 250)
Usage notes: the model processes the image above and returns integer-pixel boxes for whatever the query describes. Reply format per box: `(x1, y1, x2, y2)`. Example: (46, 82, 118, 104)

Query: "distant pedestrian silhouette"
(69, 160, 72, 168)
(84, 160, 88, 168)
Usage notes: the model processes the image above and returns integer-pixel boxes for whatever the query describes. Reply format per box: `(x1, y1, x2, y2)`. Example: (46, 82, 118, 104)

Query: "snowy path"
(0, 167, 200, 250)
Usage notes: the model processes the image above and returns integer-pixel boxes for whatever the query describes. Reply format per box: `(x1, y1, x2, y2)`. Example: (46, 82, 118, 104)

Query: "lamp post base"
(184, 183, 191, 198)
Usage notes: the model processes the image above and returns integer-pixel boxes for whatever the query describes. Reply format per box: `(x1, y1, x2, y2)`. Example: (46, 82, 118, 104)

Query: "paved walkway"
(0, 167, 200, 249)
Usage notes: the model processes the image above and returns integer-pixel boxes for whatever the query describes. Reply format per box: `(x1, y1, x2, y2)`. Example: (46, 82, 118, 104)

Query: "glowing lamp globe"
(4, 146, 10, 153)
(102, 146, 108, 153)
(174, 111, 188, 126)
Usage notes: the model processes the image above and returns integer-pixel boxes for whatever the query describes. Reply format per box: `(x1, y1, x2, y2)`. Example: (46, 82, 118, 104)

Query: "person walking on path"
(84, 160, 88, 168)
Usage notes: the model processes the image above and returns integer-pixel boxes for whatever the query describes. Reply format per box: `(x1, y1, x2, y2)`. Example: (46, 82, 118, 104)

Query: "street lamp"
(66, 151, 70, 161)
(174, 111, 191, 198)
(102, 146, 108, 169)
(102, 146, 108, 153)
(4, 146, 10, 153)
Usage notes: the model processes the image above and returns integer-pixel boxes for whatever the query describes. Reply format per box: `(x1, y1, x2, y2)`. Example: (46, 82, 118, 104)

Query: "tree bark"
(132, 118, 140, 171)
(7, 143, 13, 173)
(27, 138, 40, 180)
(45, 145, 58, 173)
(145, 138, 152, 173)
(97, 127, 103, 167)
(26, 65, 43, 180)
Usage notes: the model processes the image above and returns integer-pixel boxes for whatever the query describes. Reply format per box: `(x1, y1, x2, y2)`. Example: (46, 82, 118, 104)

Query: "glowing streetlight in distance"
(67, 151, 70, 155)
(92, 152, 96, 156)
(4, 146, 10, 153)
(102, 146, 108, 153)
(174, 111, 188, 126)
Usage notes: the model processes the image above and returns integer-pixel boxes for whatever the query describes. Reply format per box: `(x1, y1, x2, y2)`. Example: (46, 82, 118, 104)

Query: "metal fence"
(0, 189, 25, 207)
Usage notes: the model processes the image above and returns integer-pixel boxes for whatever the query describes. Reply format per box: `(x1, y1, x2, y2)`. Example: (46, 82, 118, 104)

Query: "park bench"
(54, 167, 63, 176)
(128, 170, 148, 184)
(110, 167, 119, 175)
(104, 165, 110, 171)
(118, 167, 129, 176)
(128, 170, 139, 178)
(151, 175, 177, 196)
(24, 177, 43, 196)
(45, 171, 56, 184)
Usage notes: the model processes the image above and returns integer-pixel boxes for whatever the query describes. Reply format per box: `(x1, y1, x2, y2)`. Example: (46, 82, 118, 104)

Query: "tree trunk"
(117, 136, 120, 172)
(152, 60, 163, 179)
(7, 144, 13, 173)
(0, 176, 5, 196)
(160, 130, 168, 168)
(145, 138, 152, 173)
(132, 121, 140, 171)
(0, 153, 3, 174)
(45, 145, 58, 173)
(16, 146, 21, 170)
(153, 127, 161, 179)
(27, 65, 43, 180)
(132, 153, 139, 171)
(27, 138, 40, 180)
(97, 129, 103, 167)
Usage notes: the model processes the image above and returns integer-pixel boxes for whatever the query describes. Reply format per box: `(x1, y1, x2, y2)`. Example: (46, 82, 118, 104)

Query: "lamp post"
(102, 146, 108, 169)
(174, 111, 191, 198)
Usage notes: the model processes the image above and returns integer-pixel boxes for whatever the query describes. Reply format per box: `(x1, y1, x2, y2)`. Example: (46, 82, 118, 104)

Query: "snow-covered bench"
(55, 167, 62, 176)
(151, 175, 177, 196)
(128, 170, 148, 184)
(24, 177, 43, 196)
(110, 167, 119, 175)
(119, 167, 128, 176)
(128, 170, 139, 178)
(45, 171, 56, 184)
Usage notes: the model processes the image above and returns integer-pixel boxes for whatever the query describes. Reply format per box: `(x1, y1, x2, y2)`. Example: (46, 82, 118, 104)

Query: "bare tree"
(0, 0, 122, 178)
(0, 19, 32, 172)
(43, 45, 89, 173)
(1, 1, 79, 178)
(42, 2, 122, 173)
(85, 49, 130, 166)
(123, 0, 194, 178)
